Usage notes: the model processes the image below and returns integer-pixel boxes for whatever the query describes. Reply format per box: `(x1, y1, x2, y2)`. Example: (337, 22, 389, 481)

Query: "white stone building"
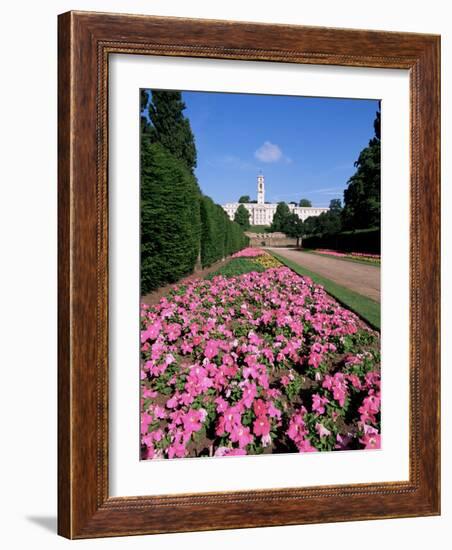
(222, 174, 329, 226)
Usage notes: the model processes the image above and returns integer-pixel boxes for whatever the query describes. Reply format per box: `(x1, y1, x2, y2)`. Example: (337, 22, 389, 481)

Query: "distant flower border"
(312, 249, 381, 264)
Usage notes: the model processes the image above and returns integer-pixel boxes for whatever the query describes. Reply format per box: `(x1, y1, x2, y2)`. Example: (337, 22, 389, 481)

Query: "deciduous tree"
(234, 204, 251, 230)
(342, 108, 381, 230)
(270, 202, 291, 232)
(299, 198, 312, 207)
(284, 213, 304, 246)
(238, 195, 251, 203)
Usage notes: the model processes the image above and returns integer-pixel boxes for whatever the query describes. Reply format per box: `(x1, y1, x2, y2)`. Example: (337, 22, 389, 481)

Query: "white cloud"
(254, 141, 284, 163)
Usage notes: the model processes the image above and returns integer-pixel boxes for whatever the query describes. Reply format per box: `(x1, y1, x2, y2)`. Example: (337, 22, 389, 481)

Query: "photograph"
(139, 89, 382, 460)
(48, 4, 440, 540)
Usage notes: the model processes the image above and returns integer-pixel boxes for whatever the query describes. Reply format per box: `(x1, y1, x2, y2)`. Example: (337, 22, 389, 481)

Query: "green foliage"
(270, 202, 306, 238)
(303, 198, 343, 237)
(284, 373, 303, 401)
(342, 108, 381, 230)
(329, 198, 342, 213)
(200, 196, 226, 267)
(224, 219, 249, 258)
(299, 198, 312, 207)
(238, 195, 251, 203)
(200, 198, 248, 268)
(205, 258, 265, 280)
(141, 141, 201, 294)
(270, 202, 291, 232)
(302, 227, 380, 255)
(140, 89, 249, 290)
(248, 225, 271, 234)
(283, 212, 304, 239)
(234, 204, 251, 229)
(146, 90, 197, 173)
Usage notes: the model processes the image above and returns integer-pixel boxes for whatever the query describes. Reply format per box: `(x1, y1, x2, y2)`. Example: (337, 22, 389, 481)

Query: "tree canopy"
(299, 198, 312, 207)
(341, 108, 381, 230)
(329, 198, 342, 213)
(303, 199, 342, 237)
(284, 212, 304, 240)
(270, 202, 291, 232)
(144, 90, 197, 173)
(238, 195, 251, 203)
(140, 89, 249, 291)
(234, 204, 251, 230)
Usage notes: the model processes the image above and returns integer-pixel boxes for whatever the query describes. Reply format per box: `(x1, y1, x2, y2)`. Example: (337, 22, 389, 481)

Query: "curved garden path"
(266, 248, 380, 302)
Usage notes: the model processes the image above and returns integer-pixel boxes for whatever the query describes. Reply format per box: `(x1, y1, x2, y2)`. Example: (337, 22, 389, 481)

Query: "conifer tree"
(140, 89, 248, 291)
(140, 141, 201, 293)
(147, 90, 197, 173)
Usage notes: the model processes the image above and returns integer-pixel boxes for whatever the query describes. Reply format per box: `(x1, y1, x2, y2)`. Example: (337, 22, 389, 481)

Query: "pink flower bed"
(350, 252, 380, 260)
(231, 247, 264, 258)
(314, 249, 381, 262)
(314, 249, 347, 258)
(140, 267, 380, 459)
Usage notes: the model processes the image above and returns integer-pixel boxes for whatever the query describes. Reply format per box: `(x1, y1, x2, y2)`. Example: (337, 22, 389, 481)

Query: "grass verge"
(204, 258, 265, 280)
(270, 251, 380, 331)
(248, 225, 271, 233)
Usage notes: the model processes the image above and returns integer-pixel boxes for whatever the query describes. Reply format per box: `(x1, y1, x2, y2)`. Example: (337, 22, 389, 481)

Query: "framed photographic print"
(58, 11, 440, 538)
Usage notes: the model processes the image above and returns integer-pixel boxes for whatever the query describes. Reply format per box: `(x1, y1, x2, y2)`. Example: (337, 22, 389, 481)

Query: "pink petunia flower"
(360, 427, 381, 449)
(182, 408, 204, 433)
(141, 320, 161, 343)
(240, 381, 257, 408)
(253, 415, 271, 437)
(312, 393, 329, 415)
(165, 323, 182, 342)
(253, 399, 267, 417)
(230, 424, 253, 448)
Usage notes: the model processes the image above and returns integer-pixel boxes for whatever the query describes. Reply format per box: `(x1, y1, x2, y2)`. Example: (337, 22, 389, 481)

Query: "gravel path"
(267, 248, 380, 302)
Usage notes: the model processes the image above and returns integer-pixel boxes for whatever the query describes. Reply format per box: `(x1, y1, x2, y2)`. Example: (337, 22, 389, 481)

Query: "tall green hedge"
(200, 197, 248, 267)
(200, 197, 224, 267)
(141, 142, 201, 294)
(140, 141, 249, 292)
(224, 217, 249, 257)
(302, 228, 380, 254)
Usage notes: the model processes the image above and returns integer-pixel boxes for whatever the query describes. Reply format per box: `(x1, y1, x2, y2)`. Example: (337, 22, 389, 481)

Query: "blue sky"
(150, 91, 379, 207)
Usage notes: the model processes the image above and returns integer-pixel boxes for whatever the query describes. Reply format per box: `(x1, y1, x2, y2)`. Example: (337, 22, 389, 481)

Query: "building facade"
(222, 174, 329, 226)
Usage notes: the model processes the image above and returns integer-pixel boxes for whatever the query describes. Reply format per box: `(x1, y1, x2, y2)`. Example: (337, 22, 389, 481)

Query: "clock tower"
(257, 173, 265, 204)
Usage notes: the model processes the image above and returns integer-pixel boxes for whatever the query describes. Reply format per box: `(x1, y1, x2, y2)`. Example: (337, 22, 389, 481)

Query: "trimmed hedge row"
(200, 196, 249, 268)
(302, 228, 380, 254)
(141, 142, 201, 294)
(141, 142, 249, 294)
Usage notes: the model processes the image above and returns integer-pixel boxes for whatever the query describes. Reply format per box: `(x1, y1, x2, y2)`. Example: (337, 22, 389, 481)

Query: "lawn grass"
(204, 258, 265, 280)
(270, 251, 380, 331)
(248, 225, 271, 233)
(302, 249, 381, 267)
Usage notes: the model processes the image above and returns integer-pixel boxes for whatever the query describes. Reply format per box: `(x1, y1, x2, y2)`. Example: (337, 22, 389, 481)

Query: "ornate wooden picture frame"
(58, 11, 440, 538)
